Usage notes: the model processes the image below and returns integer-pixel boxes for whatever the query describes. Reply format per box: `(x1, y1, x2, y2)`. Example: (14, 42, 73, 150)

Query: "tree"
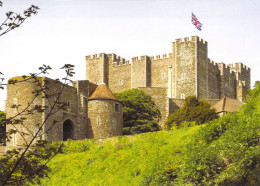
(0, 110, 6, 144)
(0, 2, 69, 185)
(115, 89, 161, 135)
(0, 1, 39, 37)
(0, 64, 75, 185)
(165, 96, 218, 129)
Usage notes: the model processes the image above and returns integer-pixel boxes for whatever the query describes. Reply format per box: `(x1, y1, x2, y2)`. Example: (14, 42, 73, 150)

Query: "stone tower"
(3, 76, 123, 149)
(87, 83, 123, 138)
(85, 36, 251, 127)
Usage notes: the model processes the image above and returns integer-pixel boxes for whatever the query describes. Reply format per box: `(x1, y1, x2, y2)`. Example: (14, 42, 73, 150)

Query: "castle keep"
(2, 36, 250, 149)
(86, 36, 250, 125)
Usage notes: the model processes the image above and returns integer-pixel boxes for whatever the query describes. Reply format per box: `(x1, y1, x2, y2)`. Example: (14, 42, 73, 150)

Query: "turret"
(87, 83, 123, 138)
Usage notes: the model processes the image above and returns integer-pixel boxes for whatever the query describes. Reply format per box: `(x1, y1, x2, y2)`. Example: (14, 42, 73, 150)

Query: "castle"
(86, 36, 250, 125)
(1, 36, 250, 149)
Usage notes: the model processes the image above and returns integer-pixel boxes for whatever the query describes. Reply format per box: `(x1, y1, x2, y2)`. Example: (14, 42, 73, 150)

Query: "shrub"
(165, 96, 218, 129)
(115, 89, 161, 134)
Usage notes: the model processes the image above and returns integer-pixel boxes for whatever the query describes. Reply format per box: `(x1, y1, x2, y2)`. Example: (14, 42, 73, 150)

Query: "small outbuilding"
(212, 97, 243, 116)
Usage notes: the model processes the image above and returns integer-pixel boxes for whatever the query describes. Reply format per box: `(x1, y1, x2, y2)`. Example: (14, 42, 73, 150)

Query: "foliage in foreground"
(0, 64, 75, 185)
(0, 110, 6, 144)
(38, 125, 202, 185)
(165, 95, 219, 129)
(158, 82, 260, 185)
(115, 89, 161, 134)
(39, 82, 259, 185)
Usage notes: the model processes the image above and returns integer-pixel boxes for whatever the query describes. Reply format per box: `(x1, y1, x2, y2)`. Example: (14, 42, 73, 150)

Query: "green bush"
(115, 89, 161, 134)
(165, 96, 218, 129)
(158, 82, 260, 185)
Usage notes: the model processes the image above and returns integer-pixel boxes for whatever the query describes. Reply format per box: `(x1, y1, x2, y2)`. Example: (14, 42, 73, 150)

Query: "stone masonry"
(86, 36, 250, 126)
(3, 77, 123, 149)
(1, 36, 250, 151)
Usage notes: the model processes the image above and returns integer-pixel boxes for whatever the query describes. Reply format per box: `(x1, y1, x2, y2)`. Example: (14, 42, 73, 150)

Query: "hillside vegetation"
(39, 82, 260, 185)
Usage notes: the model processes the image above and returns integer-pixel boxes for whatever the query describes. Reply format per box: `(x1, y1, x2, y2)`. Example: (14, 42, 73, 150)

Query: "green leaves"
(115, 89, 161, 134)
(165, 96, 218, 129)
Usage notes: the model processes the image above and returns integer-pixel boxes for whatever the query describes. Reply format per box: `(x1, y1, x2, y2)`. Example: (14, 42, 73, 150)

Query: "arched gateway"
(63, 119, 74, 141)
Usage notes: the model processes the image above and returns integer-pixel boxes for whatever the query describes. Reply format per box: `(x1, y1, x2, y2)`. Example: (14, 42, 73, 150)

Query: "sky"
(0, 0, 260, 110)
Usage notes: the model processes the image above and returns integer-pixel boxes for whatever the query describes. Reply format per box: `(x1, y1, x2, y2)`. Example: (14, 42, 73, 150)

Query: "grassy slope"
(40, 82, 260, 185)
(39, 125, 203, 185)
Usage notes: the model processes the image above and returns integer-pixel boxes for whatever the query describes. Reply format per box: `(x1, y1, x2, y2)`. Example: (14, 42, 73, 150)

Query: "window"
(119, 80, 123, 85)
(33, 97, 38, 105)
(181, 94, 185, 99)
(54, 95, 58, 102)
(115, 103, 119, 112)
(162, 73, 165, 79)
(112, 118, 117, 129)
(181, 73, 186, 79)
(97, 116, 100, 126)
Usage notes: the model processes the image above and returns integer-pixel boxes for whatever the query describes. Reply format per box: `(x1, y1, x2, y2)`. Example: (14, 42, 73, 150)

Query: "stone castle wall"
(85, 36, 250, 128)
(172, 37, 197, 99)
(3, 76, 124, 149)
(5, 77, 45, 147)
(150, 54, 172, 88)
(138, 87, 168, 127)
(108, 54, 131, 93)
(88, 100, 123, 138)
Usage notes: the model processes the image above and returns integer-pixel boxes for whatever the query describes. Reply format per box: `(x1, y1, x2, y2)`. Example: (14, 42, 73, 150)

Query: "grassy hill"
(39, 82, 260, 185)
(39, 125, 203, 185)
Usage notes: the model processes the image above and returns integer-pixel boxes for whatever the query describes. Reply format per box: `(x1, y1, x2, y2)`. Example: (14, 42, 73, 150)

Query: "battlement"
(85, 53, 105, 60)
(131, 55, 150, 62)
(175, 36, 194, 43)
(208, 59, 217, 66)
(228, 62, 250, 71)
(217, 62, 235, 74)
(149, 53, 172, 60)
(108, 53, 130, 67)
(173, 36, 207, 45)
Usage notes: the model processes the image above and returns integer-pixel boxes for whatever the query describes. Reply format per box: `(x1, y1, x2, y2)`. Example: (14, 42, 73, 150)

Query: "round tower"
(87, 83, 123, 139)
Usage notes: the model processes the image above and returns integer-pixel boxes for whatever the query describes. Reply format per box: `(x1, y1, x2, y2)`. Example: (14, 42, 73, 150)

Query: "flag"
(192, 13, 203, 31)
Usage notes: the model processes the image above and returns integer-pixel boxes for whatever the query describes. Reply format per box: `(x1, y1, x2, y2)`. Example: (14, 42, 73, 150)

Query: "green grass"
(39, 125, 203, 186)
(39, 82, 260, 185)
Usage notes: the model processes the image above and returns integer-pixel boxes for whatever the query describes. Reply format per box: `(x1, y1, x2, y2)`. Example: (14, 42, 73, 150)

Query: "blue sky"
(0, 0, 260, 110)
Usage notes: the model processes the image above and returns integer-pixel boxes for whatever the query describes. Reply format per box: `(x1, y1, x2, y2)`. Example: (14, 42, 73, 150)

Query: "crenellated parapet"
(149, 53, 173, 61)
(173, 36, 207, 45)
(228, 62, 251, 88)
(108, 53, 130, 67)
(208, 59, 218, 67)
(228, 62, 250, 72)
(85, 53, 105, 60)
(86, 53, 131, 67)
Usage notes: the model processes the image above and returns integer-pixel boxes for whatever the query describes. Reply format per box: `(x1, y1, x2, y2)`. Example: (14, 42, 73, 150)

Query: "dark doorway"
(63, 119, 74, 141)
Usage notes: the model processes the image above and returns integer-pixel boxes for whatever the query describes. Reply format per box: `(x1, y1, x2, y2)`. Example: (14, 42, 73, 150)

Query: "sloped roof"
(212, 97, 243, 113)
(88, 83, 118, 101)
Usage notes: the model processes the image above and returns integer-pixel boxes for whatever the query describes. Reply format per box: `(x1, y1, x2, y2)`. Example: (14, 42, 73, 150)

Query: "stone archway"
(63, 119, 74, 141)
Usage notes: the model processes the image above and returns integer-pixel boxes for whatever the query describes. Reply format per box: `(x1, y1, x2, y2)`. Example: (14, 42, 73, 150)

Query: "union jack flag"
(192, 13, 203, 31)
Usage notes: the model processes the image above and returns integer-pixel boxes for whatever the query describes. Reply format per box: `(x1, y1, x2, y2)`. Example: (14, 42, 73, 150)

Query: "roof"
(88, 83, 118, 101)
(212, 97, 243, 113)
